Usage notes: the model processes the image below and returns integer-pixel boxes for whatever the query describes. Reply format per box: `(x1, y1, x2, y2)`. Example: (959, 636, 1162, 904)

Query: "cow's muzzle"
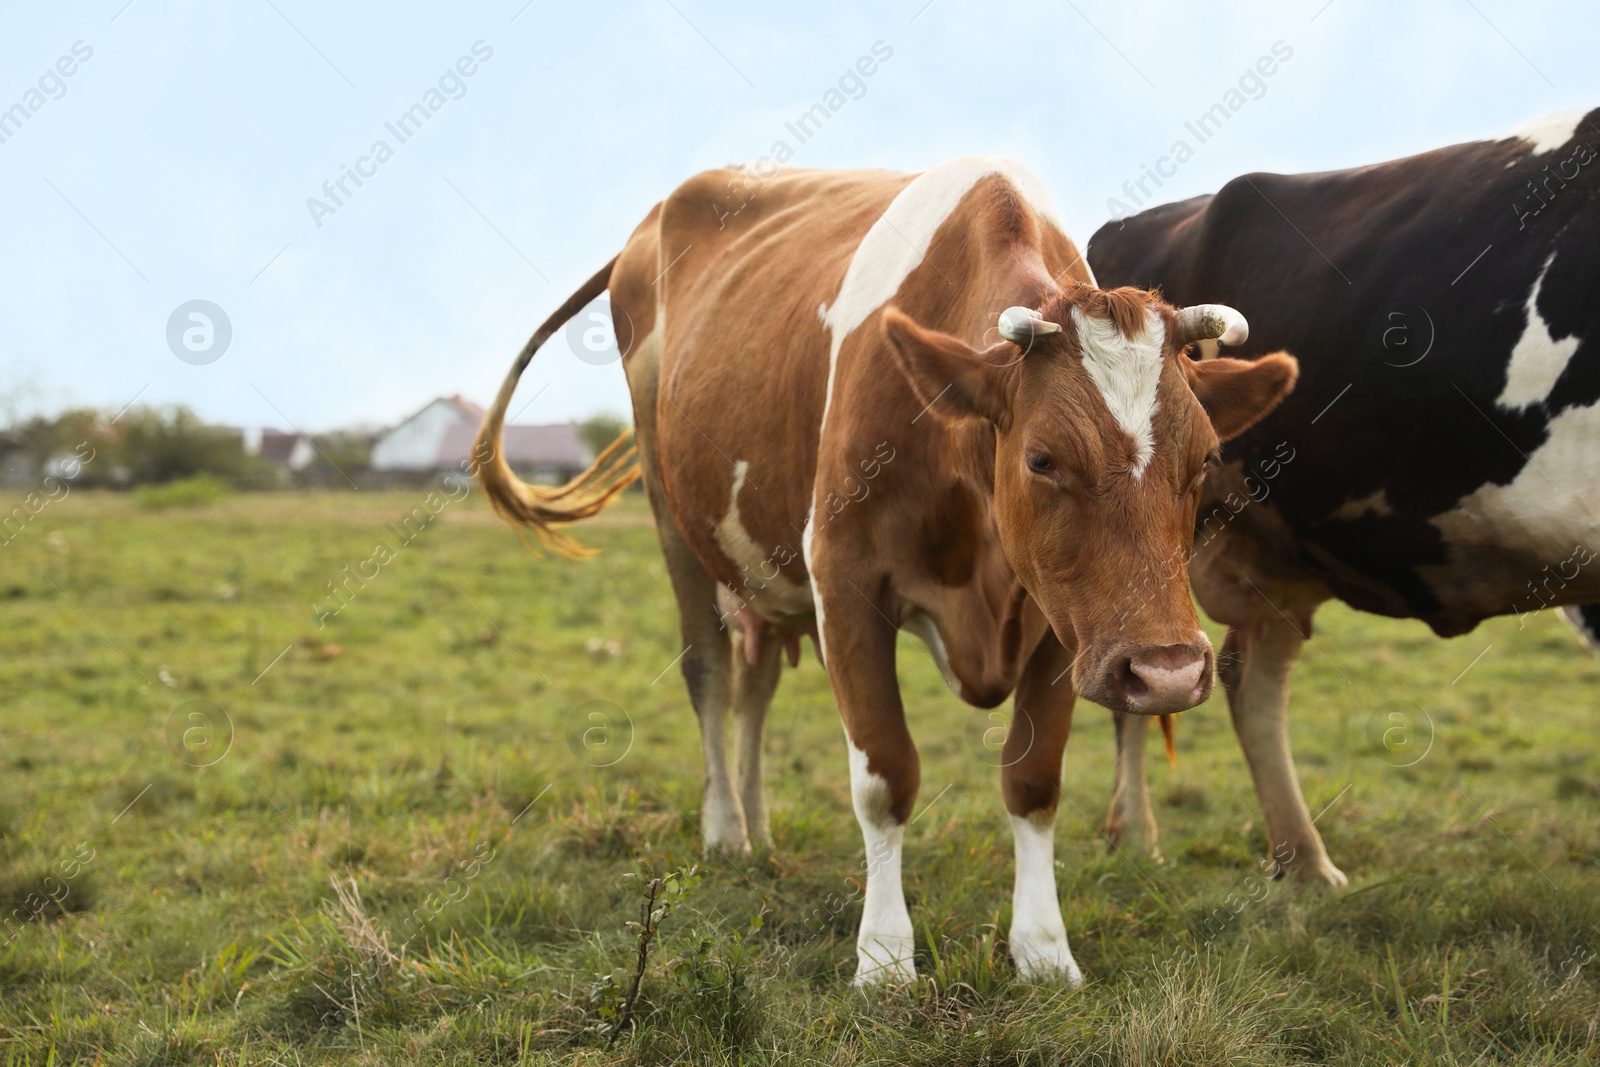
(1078, 638, 1214, 715)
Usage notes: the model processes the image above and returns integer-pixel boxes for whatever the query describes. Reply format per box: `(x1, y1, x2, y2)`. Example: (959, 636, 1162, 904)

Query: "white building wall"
(370, 400, 470, 471)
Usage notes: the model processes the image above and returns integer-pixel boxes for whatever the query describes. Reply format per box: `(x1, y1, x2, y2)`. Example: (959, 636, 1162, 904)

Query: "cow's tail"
(473, 255, 639, 559)
(1159, 714, 1178, 768)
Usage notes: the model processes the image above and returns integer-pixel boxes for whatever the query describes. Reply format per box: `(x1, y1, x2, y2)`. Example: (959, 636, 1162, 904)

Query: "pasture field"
(2, 486, 1599, 1065)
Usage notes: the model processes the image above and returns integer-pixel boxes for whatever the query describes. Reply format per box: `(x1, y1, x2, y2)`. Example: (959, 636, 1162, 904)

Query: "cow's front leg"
(1104, 711, 1159, 858)
(814, 584, 920, 985)
(1002, 631, 1083, 985)
(1223, 622, 1347, 887)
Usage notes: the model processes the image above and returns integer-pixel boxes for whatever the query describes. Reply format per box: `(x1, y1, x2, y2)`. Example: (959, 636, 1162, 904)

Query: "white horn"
(998, 305, 1061, 345)
(1175, 304, 1249, 346)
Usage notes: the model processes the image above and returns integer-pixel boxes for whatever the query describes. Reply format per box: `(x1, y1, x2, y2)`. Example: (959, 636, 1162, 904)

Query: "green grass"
(0, 488, 1597, 1064)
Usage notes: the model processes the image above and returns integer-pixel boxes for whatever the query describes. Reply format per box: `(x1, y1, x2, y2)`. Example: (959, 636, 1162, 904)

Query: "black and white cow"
(1086, 109, 1600, 885)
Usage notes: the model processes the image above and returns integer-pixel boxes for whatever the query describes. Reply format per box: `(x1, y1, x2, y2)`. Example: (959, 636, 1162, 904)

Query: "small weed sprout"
(595, 864, 700, 1046)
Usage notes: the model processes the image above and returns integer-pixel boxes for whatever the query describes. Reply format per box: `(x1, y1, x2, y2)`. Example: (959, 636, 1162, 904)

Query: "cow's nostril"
(1118, 658, 1149, 701)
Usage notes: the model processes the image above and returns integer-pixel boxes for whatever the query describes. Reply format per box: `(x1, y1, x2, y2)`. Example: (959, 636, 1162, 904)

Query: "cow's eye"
(1026, 452, 1055, 474)
(1187, 452, 1221, 494)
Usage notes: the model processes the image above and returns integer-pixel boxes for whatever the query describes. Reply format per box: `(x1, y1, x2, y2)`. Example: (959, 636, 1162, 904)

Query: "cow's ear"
(1187, 352, 1299, 440)
(882, 306, 1012, 424)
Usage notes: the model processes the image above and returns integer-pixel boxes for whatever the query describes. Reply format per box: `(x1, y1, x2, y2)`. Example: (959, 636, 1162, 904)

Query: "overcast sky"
(2, 0, 1593, 432)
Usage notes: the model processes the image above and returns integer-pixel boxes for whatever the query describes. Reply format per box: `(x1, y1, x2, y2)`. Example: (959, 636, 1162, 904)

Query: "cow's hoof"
(1288, 855, 1348, 888)
(699, 796, 747, 857)
(853, 935, 916, 986)
(1010, 928, 1084, 986)
(700, 829, 749, 858)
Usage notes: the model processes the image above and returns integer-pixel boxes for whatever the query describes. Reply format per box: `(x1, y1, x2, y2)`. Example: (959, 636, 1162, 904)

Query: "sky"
(1, 0, 1594, 433)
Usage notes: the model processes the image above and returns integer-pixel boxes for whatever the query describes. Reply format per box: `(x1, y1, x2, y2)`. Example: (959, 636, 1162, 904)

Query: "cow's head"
(883, 287, 1297, 715)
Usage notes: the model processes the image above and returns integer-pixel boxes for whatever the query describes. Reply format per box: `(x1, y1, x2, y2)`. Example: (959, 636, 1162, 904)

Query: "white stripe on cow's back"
(1498, 254, 1581, 411)
(1072, 305, 1165, 477)
(1504, 110, 1588, 155)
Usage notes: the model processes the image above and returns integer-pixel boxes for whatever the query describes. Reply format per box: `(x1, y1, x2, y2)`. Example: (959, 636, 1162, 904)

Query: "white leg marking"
(1008, 813, 1082, 984)
(849, 741, 915, 984)
(698, 709, 745, 852)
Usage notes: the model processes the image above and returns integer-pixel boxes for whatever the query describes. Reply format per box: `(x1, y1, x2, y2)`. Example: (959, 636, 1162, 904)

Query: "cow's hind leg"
(729, 624, 782, 849)
(635, 469, 744, 852)
(1224, 621, 1347, 887)
(1002, 631, 1083, 984)
(1560, 604, 1600, 651)
(617, 293, 744, 853)
(1104, 712, 1160, 858)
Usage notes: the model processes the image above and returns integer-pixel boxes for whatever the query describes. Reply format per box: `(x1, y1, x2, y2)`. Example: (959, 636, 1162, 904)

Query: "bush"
(577, 413, 630, 460)
(2, 405, 283, 489)
(114, 406, 277, 488)
(134, 473, 233, 509)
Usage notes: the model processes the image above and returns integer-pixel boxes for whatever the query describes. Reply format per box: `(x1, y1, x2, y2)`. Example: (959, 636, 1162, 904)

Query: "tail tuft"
(1159, 714, 1178, 768)
(475, 425, 640, 559)
(471, 256, 637, 558)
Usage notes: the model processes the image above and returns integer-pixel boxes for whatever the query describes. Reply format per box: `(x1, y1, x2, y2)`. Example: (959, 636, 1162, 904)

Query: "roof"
(435, 422, 590, 470)
(443, 394, 485, 422)
(257, 430, 308, 464)
(385, 394, 485, 431)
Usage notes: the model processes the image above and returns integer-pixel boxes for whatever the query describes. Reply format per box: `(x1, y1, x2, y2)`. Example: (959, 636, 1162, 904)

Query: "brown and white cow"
(475, 157, 1297, 984)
